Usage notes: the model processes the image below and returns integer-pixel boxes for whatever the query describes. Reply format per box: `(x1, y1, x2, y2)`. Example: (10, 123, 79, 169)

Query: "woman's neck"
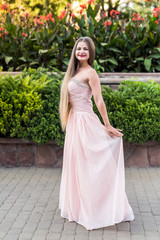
(77, 62, 90, 71)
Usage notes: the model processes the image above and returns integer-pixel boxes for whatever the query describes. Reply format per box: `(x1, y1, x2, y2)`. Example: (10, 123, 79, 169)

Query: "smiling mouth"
(78, 55, 86, 57)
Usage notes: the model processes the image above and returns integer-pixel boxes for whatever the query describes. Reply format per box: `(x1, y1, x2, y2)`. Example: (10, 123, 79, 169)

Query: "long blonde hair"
(59, 36, 95, 131)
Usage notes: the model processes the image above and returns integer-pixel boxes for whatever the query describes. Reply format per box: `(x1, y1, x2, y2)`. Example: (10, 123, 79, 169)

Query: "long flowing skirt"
(59, 110, 134, 230)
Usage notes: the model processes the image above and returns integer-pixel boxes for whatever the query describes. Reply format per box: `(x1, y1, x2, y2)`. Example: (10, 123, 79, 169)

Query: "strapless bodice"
(68, 78, 93, 113)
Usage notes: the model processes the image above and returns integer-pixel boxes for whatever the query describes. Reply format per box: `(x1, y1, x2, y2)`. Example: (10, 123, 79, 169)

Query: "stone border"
(0, 138, 159, 168)
(1, 72, 160, 85)
(0, 138, 63, 168)
(123, 140, 160, 167)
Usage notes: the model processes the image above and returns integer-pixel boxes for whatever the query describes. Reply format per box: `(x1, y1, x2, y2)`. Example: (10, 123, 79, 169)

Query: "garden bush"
(0, 68, 159, 145)
(0, 67, 65, 145)
(93, 80, 160, 143)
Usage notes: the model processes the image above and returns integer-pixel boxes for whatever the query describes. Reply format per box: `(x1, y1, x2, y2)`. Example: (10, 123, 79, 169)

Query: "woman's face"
(75, 41, 89, 63)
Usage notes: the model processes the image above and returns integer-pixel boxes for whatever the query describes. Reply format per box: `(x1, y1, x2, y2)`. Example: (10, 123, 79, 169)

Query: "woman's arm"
(88, 68, 123, 138)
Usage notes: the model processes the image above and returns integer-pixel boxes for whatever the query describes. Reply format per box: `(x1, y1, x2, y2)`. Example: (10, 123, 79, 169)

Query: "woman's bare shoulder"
(86, 67, 97, 78)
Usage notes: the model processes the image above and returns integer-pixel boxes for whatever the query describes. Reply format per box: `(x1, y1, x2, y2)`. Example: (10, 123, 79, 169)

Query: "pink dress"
(59, 78, 134, 230)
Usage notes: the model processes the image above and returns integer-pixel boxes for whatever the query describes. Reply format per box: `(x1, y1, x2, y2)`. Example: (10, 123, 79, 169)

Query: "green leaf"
(144, 58, 151, 71)
(109, 48, 121, 53)
(155, 66, 160, 71)
(133, 57, 144, 63)
(99, 58, 118, 65)
(101, 43, 108, 46)
(5, 56, 13, 65)
(39, 49, 48, 54)
(19, 57, 26, 62)
(80, 15, 85, 26)
(89, 22, 94, 35)
(63, 59, 69, 65)
(34, 32, 41, 45)
(149, 54, 160, 59)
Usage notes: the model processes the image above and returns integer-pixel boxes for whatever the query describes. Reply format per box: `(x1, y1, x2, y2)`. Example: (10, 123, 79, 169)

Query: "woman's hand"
(105, 124, 123, 138)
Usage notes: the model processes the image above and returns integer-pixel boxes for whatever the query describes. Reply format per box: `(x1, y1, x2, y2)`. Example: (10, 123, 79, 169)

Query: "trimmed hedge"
(93, 80, 160, 143)
(0, 67, 64, 145)
(0, 68, 159, 145)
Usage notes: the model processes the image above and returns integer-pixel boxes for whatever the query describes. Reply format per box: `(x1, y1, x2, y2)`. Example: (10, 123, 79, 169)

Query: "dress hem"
(59, 208, 134, 231)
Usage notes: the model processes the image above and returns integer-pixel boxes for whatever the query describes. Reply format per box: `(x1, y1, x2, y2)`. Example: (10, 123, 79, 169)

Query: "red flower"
(132, 13, 144, 21)
(0, 33, 2, 37)
(58, 11, 66, 19)
(80, 4, 86, 9)
(50, 17, 55, 23)
(104, 20, 112, 27)
(153, 7, 160, 18)
(71, 13, 75, 18)
(22, 32, 27, 37)
(88, 0, 95, 4)
(23, 12, 30, 18)
(155, 20, 159, 24)
(1, 2, 9, 10)
(46, 13, 52, 18)
(104, 12, 107, 17)
(0, 27, 4, 31)
(110, 10, 120, 17)
(66, 3, 70, 8)
(34, 18, 44, 25)
(40, 16, 45, 20)
(11, 10, 17, 15)
(4, 31, 8, 34)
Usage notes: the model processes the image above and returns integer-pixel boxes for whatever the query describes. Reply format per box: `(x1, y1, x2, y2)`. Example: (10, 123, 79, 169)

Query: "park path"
(0, 167, 160, 240)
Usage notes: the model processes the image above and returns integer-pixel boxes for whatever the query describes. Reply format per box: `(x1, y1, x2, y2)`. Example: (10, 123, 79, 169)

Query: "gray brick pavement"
(0, 167, 160, 240)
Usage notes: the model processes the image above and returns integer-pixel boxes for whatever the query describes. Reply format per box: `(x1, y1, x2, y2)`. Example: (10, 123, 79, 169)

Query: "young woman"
(59, 36, 134, 230)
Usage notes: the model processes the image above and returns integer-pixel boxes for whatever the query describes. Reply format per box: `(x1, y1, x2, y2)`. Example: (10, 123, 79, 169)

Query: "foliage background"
(0, 0, 160, 72)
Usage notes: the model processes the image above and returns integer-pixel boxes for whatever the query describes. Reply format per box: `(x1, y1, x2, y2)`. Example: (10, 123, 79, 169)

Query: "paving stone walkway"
(0, 167, 160, 240)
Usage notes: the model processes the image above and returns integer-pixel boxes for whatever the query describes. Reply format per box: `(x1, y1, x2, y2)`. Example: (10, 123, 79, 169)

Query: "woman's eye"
(77, 48, 88, 50)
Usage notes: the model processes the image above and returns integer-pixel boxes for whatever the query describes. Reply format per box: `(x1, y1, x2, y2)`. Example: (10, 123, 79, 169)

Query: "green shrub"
(93, 80, 160, 143)
(0, 68, 159, 145)
(0, 68, 65, 145)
